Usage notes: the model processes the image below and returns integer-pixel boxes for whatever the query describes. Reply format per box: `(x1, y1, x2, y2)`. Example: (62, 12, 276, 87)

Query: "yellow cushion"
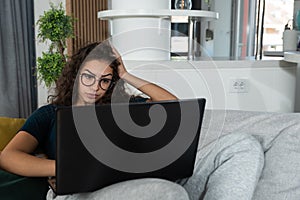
(0, 117, 26, 151)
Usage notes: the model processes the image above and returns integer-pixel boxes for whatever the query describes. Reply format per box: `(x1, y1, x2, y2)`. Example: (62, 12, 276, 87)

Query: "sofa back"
(0, 117, 26, 151)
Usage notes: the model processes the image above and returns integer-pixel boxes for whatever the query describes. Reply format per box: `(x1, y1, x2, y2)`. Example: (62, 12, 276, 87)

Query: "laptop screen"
(55, 98, 206, 195)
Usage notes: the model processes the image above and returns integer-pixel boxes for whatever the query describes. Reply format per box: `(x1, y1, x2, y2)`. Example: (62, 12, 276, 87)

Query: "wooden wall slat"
(66, 0, 72, 56)
(66, 0, 108, 56)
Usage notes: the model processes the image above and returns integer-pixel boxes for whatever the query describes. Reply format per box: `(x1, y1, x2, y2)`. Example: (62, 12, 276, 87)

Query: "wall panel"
(66, 0, 108, 55)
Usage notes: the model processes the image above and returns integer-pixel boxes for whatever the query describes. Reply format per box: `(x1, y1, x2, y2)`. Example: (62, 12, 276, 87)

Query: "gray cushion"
(201, 109, 300, 199)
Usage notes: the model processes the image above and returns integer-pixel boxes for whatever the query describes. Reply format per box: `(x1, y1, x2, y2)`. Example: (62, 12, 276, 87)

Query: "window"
(262, 0, 294, 52)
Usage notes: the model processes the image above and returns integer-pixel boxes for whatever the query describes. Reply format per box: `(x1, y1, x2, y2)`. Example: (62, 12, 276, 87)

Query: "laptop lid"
(54, 98, 206, 195)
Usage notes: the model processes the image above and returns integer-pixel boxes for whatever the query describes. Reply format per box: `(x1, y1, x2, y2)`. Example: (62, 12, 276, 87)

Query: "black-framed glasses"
(80, 73, 114, 90)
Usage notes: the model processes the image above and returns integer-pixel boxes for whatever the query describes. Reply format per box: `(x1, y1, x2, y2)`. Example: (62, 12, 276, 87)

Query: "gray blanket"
(200, 109, 300, 200)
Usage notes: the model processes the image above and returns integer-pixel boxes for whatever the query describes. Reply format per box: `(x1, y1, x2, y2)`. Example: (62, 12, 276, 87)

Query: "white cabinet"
(123, 60, 297, 113)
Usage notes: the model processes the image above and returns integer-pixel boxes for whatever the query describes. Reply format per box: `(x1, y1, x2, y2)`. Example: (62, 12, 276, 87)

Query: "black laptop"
(52, 98, 206, 195)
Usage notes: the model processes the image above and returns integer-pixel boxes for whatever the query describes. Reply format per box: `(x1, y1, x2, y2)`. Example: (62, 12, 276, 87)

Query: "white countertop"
(98, 9, 218, 21)
(284, 51, 300, 63)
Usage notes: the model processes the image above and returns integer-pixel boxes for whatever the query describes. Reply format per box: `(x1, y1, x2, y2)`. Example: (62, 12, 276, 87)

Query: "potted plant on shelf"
(36, 3, 75, 88)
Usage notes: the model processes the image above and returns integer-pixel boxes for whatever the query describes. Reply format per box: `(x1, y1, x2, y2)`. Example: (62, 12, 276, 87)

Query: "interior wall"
(66, 0, 108, 56)
(296, 68, 300, 112)
(210, 0, 232, 57)
(294, 0, 300, 112)
(34, 0, 65, 107)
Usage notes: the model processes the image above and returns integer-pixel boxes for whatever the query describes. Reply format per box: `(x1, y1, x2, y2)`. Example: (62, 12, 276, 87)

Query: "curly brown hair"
(48, 41, 131, 105)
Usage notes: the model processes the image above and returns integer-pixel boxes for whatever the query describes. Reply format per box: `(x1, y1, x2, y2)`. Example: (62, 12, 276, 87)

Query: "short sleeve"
(129, 96, 148, 103)
(19, 105, 55, 146)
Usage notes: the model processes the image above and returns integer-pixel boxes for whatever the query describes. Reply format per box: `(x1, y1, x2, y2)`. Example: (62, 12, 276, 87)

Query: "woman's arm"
(0, 131, 55, 177)
(113, 48, 177, 102)
(121, 72, 177, 102)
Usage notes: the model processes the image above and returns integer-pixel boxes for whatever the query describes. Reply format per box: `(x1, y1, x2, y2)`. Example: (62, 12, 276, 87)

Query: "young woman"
(0, 41, 264, 200)
(0, 42, 189, 199)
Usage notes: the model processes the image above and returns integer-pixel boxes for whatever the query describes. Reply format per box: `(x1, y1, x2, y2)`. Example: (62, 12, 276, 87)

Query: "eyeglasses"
(80, 73, 114, 90)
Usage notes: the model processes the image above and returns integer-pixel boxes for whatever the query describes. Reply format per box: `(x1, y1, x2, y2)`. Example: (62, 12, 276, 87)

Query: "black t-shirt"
(19, 97, 148, 159)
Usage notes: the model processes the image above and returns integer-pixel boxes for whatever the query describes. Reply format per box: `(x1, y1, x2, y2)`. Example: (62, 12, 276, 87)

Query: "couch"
(0, 109, 299, 200)
(0, 117, 49, 200)
(200, 109, 300, 200)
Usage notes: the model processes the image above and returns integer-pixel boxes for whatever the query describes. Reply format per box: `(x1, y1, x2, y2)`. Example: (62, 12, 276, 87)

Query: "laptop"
(51, 98, 206, 195)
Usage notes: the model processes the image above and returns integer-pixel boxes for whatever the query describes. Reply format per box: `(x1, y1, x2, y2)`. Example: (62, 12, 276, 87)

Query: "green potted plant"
(36, 3, 75, 88)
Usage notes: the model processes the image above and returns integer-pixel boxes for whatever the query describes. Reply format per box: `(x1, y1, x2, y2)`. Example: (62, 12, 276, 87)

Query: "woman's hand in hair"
(110, 44, 177, 101)
(111, 46, 128, 79)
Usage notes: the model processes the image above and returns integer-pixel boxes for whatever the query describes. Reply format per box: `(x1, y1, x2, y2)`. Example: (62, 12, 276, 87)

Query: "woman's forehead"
(81, 60, 113, 75)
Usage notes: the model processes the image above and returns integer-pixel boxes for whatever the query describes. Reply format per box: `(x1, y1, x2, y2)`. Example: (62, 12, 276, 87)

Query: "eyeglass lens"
(81, 73, 113, 90)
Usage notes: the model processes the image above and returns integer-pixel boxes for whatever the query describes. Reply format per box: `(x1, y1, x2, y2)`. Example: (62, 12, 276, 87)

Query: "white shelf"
(284, 51, 300, 63)
(98, 9, 219, 21)
(98, 9, 219, 60)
